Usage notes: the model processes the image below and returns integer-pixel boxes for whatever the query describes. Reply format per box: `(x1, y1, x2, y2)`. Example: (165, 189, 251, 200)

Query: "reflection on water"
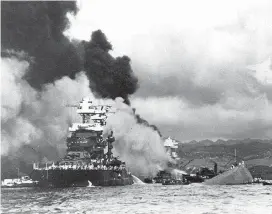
(1, 184, 272, 214)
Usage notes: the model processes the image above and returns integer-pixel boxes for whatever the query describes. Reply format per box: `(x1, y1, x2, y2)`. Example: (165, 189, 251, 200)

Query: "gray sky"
(66, 0, 272, 141)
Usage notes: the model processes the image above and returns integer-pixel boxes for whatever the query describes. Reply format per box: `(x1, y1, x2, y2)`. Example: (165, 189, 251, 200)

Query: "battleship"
(30, 98, 134, 187)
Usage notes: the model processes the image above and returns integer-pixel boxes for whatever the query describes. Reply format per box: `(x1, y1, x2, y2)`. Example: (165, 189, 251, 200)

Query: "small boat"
(183, 174, 205, 183)
(1, 176, 38, 188)
(143, 177, 155, 184)
(162, 178, 190, 185)
(263, 181, 272, 186)
(252, 177, 264, 184)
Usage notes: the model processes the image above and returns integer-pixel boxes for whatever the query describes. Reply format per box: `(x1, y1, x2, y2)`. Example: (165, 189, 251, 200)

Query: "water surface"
(1, 183, 272, 214)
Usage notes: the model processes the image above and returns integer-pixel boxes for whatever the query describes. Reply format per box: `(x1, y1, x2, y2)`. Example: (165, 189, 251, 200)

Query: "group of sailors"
(34, 159, 125, 171)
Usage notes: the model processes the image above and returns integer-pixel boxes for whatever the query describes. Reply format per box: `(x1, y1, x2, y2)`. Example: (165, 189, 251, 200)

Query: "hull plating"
(30, 169, 134, 187)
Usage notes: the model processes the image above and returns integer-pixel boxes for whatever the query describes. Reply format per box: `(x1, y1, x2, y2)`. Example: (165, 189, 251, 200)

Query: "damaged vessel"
(30, 98, 133, 187)
(204, 161, 253, 185)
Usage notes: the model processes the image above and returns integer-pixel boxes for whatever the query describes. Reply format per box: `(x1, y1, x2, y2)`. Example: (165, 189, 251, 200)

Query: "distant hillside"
(178, 139, 272, 160)
(249, 165, 272, 180)
(177, 139, 272, 175)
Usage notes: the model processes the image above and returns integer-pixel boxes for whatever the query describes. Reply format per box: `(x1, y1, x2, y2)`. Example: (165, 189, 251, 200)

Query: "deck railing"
(33, 162, 126, 171)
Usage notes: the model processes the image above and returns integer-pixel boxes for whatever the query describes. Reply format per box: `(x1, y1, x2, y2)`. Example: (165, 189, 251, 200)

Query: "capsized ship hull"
(204, 164, 253, 185)
(30, 169, 133, 187)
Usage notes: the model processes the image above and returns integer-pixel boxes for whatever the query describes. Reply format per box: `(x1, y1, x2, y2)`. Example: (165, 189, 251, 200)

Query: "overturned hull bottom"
(204, 164, 253, 185)
(30, 169, 134, 187)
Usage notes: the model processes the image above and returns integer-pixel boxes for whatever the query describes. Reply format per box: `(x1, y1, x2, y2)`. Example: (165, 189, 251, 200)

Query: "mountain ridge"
(182, 138, 272, 145)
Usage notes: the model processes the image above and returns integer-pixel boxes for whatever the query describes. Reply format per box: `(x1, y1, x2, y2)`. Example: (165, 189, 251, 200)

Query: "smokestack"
(214, 162, 218, 174)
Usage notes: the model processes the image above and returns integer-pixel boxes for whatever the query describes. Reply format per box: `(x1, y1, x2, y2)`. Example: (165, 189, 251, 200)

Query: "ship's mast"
(107, 131, 114, 160)
(66, 98, 116, 159)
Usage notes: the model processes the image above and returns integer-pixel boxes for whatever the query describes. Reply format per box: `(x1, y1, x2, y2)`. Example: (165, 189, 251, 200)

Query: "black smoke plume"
(133, 108, 162, 137)
(82, 30, 138, 104)
(1, 1, 161, 178)
(1, 1, 80, 87)
(2, 1, 138, 103)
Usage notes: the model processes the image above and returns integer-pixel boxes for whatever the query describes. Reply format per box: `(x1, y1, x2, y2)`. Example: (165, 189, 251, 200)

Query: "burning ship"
(143, 137, 188, 184)
(30, 98, 134, 187)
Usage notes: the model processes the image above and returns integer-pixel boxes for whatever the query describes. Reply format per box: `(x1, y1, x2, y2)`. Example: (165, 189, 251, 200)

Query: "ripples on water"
(1, 184, 272, 214)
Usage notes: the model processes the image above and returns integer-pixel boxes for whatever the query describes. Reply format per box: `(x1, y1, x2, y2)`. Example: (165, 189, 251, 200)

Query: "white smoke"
(1, 56, 92, 157)
(103, 98, 170, 177)
(1, 56, 170, 177)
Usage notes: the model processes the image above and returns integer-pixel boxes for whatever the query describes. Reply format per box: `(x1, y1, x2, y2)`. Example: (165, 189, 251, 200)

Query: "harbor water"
(1, 183, 272, 214)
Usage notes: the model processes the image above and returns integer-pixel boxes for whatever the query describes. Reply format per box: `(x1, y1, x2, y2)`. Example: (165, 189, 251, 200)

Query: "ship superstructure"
(164, 137, 179, 161)
(30, 98, 133, 187)
(143, 137, 182, 183)
(64, 98, 115, 163)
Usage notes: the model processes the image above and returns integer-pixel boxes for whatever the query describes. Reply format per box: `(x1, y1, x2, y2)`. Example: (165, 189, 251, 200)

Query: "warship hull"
(204, 164, 253, 185)
(30, 169, 133, 187)
(29, 98, 134, 188)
